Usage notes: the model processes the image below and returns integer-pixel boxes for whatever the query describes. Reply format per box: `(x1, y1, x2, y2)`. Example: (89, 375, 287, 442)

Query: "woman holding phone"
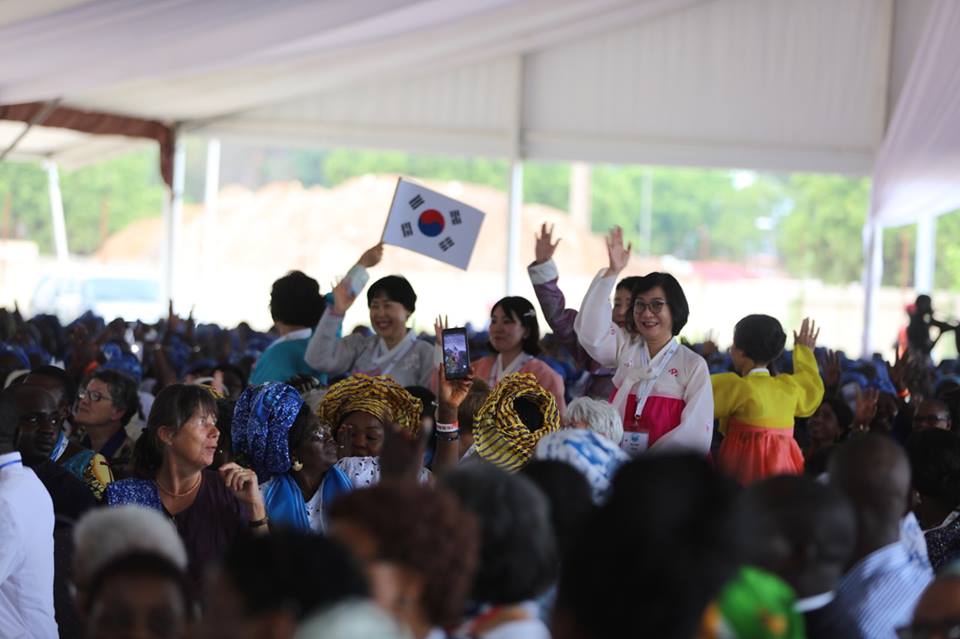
(574, 227, 713, 457)
(470, 297, 566, 413)
(305, 272, 434, 388)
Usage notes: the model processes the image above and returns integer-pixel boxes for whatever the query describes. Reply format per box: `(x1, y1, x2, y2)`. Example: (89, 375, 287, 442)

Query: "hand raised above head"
(331, 277, 359, 315)
(605, 226, 631, 276)
(358, 242, 385, 269)
(534, 222, 561, 265)
(793, 318, 820, 349)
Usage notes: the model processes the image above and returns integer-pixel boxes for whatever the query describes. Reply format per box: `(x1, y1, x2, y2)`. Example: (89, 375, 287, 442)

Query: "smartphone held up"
(442, 327, 470, 380)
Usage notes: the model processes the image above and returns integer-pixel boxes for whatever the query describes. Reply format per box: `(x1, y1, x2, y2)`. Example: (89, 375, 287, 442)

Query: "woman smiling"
(305, 274, 434, 388)
(470, 296, 566, 413)
(574, 227, 713, 457)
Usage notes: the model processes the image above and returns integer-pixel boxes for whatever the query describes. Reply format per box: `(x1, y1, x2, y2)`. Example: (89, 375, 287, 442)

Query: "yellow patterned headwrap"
(473, 372, 561, 472)
(316, 374, 423, 437)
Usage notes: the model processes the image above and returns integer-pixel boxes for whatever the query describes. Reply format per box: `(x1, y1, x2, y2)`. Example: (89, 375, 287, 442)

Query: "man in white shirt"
(0, 388, 58, 638)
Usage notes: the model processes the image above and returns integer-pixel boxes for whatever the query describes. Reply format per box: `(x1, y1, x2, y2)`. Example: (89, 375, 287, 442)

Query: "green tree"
(0, 149, 166, 256)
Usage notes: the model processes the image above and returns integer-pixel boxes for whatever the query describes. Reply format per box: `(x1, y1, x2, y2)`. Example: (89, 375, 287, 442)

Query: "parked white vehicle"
(31, 275, 164, 324)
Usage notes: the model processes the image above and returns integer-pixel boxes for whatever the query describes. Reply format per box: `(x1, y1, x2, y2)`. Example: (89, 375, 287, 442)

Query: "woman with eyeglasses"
(231, 382, 339, 533)
(574, 227, 713, 457)
(105, 384, 269, 587)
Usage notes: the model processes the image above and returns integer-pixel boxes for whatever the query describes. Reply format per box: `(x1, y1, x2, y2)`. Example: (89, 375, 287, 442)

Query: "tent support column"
(505, 54, 525, 296)
(915, 213, 936, 294)
(45, 161, 69, 263)
(200, 138, 221, 309)
(162, 136, 186, 308)
(861, 220, 883, 358)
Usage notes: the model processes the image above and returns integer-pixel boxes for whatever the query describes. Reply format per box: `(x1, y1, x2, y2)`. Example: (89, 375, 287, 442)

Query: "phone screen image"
(442, 329, 470, 380)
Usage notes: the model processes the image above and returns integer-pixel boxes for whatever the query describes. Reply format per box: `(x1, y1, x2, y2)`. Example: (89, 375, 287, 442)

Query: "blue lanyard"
(0, 459, 22, 470)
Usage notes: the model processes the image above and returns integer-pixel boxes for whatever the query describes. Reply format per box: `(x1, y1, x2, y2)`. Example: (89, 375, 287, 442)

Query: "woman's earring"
(291, 458, 304, 472)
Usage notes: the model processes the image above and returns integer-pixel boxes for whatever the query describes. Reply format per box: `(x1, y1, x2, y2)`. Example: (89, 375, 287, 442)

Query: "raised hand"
(819, 349, 841, 390)
(794, 318, 820, 349)
(331, 277, 358, 315)
(438, 364, 474, 413)
(605, 226, 632, 276)
(218, 462, 266, 519)
(335, 422, 354, 458)
(853, 387, 879, 431)
(434, 315, 447, 348)
(379, 421, 428, 482)
(534, 222, 561, 265)
(358, 242, 385, 268)
(887, 349, 909, 395)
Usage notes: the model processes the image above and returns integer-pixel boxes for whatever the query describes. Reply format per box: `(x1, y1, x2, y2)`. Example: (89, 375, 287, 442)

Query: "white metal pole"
(914, 213, 936, 294)
(45, 161, 69, 263)
(201, 138, 221, 306)
(505, 54, 525, 296)
(162, 138, 186, 309)
(506, 160, 524, 295)
(861, 220, 884, 358)
(569, 162, 592, 228)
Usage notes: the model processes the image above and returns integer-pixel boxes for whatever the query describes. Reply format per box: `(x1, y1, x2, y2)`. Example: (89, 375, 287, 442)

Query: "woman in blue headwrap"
(232, 382, 341, 532)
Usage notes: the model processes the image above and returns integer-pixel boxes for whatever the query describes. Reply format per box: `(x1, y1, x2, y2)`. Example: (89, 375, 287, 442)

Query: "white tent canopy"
(3, 0, 960, 356)
(0, 0, 937, 172)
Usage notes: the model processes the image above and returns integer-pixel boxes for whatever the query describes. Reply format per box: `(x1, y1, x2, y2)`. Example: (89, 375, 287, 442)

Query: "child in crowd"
(713, 316, 824, 485)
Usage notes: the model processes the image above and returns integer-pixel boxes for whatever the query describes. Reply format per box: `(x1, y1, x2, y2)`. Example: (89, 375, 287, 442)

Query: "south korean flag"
(381, 178, 486, 270)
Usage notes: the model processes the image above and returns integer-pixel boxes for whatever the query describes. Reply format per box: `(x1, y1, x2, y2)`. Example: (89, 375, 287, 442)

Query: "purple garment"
(529, 260, 621, 399)
(106, 470, 249, 585)
(531, 274, 598, 372)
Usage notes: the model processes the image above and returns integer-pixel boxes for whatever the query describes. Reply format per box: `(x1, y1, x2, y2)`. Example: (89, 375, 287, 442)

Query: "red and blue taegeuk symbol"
(417, 209, 445, 237)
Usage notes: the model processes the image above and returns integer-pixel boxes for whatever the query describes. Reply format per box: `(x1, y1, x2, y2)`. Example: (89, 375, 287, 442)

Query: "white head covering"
(294, 600, 412, 639)
(72, 505, 187, 587)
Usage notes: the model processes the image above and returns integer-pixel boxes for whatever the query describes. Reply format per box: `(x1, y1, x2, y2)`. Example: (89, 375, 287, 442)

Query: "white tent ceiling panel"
(0, 0, 949, 183)
(222, 57, 516, 137)
(0, 121, 146, 169)
(522, 0, 891, 172)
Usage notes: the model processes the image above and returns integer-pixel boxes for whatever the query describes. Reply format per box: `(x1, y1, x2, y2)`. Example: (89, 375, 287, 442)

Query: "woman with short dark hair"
(442, 463, 556, 638)
(200, 531, 368, 639)
(252, 243, 383, 385)
(574, 227, 713, 457)
(305, 273, 434, 388)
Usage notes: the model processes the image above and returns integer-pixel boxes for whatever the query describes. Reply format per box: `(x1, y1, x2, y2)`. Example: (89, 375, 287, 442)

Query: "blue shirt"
(250, 328, 326, 385)
(826, 541, 932, 639)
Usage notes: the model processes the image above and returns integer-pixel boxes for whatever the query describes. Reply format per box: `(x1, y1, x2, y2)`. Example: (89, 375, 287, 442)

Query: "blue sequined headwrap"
(232, 382, 304, 481)
(100, 342, 143, 384)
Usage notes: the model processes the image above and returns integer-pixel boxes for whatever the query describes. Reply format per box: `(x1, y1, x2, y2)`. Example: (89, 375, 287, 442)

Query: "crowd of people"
(2, 223, 960, 639)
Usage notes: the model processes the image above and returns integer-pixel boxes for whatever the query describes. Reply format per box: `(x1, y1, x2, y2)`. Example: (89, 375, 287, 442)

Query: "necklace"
(156, 473, 202, 498)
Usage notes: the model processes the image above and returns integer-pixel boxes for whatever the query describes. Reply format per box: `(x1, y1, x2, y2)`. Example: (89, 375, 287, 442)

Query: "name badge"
(621, 431, 649, 458)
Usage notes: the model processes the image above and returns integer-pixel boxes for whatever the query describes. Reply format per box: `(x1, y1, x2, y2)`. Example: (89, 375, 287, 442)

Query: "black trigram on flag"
(409, 194, 425, 209)
(450, 210, 462, 225)
(438, 237, 455, 252)
(401, 222, 413, 238)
